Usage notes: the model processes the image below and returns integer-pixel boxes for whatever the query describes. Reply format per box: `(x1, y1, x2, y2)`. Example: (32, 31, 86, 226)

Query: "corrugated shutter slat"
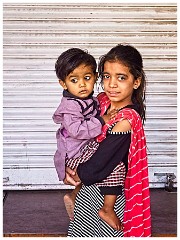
(3, 3, 177, 190)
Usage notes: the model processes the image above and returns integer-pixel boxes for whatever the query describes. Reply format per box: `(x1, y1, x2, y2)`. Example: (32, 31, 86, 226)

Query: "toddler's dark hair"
(98, 44, 146, 123)
(55, 48, 97, 81)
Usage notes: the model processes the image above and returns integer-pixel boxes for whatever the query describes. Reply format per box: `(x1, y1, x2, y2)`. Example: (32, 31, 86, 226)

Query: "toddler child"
(53, 48, 123, 230)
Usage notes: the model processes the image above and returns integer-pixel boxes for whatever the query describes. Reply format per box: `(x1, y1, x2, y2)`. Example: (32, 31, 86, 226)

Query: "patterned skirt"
(68, 184, 125, 237)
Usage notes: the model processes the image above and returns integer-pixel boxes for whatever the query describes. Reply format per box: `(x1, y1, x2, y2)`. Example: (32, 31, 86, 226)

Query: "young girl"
(64, 44, 151, 237)
(53, 48, 120, 222)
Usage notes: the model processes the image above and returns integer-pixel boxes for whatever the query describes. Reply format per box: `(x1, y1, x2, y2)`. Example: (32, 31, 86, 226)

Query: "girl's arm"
(63, 133, 131, 187)
(76, 133, 131, 186)
(77, 120, 131, 185)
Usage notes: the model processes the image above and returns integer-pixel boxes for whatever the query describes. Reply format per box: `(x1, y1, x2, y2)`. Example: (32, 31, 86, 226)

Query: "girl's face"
(59, 64, 97, 99)
(102, 60, 141, 108)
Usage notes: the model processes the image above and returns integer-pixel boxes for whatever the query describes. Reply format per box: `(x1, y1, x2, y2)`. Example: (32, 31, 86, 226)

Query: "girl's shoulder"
(116, 107, 142, 129)
(118, 107, 140, 119)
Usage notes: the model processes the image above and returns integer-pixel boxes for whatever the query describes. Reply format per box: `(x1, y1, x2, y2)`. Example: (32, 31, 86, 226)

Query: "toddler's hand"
(102, 109, 119, 123)
(108, 109, 119, 119)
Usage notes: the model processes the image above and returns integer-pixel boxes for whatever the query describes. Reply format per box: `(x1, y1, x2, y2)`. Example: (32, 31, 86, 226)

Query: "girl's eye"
(71, 78, 78, 83)
(118, 75, 126, 81)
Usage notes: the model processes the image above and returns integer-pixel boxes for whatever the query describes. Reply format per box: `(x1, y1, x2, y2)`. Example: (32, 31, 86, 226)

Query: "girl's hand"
(102, 109, 119, 123)
(63, 167, 81, 186)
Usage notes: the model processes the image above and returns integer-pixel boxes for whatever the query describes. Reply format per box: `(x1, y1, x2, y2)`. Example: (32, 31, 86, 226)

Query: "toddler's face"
(60, 64, 97, 99)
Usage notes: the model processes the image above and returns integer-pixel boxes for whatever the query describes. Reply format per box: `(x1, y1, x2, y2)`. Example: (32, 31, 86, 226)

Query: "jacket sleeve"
(77, 133, 131, 185)
(62, 100, 103, 140)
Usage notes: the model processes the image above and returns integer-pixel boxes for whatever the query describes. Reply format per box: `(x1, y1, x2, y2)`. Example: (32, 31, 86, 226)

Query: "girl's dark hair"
(98, 44, 146, 123)
(55, 48, 97, 81)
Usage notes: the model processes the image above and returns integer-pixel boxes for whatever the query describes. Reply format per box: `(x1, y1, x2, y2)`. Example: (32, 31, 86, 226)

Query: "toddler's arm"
(62, 101, 103, 140)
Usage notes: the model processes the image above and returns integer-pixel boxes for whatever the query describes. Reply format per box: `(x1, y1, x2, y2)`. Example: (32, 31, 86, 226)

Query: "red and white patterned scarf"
(96, 92, 151, 237)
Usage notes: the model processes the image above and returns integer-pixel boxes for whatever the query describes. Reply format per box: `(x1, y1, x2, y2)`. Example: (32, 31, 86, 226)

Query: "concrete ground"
(3, 188, 177, 237)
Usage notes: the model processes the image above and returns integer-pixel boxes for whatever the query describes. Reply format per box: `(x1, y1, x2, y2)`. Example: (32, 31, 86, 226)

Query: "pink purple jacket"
(53, 90, 103, 180)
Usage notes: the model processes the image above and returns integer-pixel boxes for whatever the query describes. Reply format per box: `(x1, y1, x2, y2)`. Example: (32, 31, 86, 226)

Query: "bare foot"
(98, 207, 123, 231)
(63, 193, 76, 220)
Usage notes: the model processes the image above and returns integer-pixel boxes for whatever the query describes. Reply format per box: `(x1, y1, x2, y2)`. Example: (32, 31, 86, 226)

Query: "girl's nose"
(109, 77, 117, 88)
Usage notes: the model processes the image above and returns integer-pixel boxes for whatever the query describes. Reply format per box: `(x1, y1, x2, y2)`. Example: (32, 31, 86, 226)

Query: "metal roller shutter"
(3, 3, 177, 190)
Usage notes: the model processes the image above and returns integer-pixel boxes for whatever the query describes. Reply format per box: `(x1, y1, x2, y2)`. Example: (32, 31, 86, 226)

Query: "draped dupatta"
(96, 92, 151, 237)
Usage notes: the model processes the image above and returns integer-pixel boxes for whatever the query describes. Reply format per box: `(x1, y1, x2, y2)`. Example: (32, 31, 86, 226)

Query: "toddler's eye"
(84, 76, 91, 81)
(71, 78, 78, 83)
(102, 75, 110, 80)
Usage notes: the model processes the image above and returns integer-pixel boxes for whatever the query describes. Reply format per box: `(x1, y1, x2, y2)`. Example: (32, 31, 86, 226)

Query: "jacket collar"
(63, 90, 94, 100)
